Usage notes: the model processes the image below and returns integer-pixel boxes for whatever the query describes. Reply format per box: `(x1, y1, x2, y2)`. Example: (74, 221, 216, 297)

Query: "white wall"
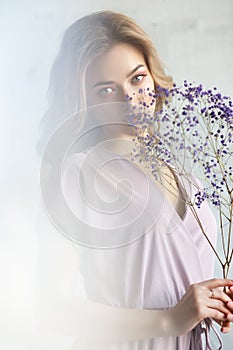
(1, 0, 232, 349)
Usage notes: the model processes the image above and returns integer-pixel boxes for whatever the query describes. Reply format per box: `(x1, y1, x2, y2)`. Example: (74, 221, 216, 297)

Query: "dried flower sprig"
(128, 81, 233, 278)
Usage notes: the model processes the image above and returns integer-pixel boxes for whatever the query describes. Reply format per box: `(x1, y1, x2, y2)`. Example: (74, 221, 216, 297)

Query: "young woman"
(37, 11, 233, 349)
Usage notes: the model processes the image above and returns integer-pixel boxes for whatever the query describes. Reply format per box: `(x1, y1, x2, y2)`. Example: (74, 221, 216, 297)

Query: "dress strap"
(190, 318, 222, 349)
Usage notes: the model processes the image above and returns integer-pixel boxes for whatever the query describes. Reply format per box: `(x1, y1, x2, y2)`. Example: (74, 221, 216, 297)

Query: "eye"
(131, 74, 147, 84)
(99, 87, 115, 96)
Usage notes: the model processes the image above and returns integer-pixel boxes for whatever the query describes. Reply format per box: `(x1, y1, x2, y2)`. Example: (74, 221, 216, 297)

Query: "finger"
(202, 278, 233, 289)
(226, 301, 233, 312)
(209, 288, 233, 303)
(214, 319, 226, 326)
(215, 285, 233, 296)
(225, 289, 233, 297)
(221, 321, 231, 334)
(215, 319, 231, 333)
(226, 292, 233, 300)
(229, 286, 233, 296)
(208, 299, 232, 315)
(226, 313, 233, 322)
(206, 308, 227, 321)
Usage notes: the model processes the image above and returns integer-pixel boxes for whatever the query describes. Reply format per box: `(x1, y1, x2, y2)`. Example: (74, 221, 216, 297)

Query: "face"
(85, 43, 155, 110)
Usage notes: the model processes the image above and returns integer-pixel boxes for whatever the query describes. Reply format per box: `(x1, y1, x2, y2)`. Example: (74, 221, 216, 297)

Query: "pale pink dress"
(62, 149, 221, 350)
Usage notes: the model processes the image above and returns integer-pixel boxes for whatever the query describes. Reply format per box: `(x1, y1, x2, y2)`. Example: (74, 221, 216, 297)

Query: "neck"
(97, 135, 135, 157)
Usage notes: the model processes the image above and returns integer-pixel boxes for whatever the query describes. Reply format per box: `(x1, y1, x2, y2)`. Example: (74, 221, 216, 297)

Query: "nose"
(112, 85, 128, 103)
(116, 85, 136, 105)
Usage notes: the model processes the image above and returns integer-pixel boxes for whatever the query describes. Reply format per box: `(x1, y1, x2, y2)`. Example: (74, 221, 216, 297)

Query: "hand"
(217, 285, 233, 334)
(168, 278, 233, 336)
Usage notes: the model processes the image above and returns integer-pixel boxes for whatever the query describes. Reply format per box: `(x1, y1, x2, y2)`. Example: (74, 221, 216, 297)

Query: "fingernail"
(227, 301, 233, 308)
(221, 327, 229, 333)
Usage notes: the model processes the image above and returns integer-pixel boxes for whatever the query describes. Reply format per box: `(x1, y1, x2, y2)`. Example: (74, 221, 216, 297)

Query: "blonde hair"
(39, 10, 173, 151)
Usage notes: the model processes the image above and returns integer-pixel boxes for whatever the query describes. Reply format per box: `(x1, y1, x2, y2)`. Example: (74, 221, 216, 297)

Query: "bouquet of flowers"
(129, 81, 233, 278)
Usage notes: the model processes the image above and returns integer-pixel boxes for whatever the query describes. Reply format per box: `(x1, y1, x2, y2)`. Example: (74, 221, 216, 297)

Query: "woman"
(37, 10, 233, 349)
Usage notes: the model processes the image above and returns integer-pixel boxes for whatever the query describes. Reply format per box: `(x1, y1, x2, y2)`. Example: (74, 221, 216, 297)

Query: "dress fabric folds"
(62, 150, 220, 350)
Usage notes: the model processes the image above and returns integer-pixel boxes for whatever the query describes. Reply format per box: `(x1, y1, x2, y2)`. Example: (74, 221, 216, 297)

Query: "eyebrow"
(127, 64, 145, 78)
(92, 64, 145, 88)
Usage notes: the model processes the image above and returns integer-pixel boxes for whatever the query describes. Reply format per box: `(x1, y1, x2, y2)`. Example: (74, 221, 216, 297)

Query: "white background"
(0, 0, 233, 349)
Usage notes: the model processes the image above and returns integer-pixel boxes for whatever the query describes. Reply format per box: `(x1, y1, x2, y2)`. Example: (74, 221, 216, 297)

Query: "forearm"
(36, 296, 172, 341)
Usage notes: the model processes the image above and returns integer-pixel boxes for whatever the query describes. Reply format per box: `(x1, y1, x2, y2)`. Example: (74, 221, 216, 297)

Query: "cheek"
(86, 91, 113, 107)
(144, 77, 155, 105)
(86, 86, 96, 107)
(134, 77, 155, 109)
(137, 76, 155, 99)
(145, 75, 155, 91)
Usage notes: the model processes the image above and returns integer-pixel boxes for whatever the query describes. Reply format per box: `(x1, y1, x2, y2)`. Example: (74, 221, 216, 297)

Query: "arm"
(35, 210, 233, 341)
(37, 295, 171, 340)
(35, 210, 170, 340)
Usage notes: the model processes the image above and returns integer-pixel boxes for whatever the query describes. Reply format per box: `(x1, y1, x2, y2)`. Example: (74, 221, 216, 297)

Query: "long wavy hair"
(38, 10, 173, 152)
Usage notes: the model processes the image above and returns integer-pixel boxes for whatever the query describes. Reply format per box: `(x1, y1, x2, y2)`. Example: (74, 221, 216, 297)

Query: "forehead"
(86, 43, 147, 84)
